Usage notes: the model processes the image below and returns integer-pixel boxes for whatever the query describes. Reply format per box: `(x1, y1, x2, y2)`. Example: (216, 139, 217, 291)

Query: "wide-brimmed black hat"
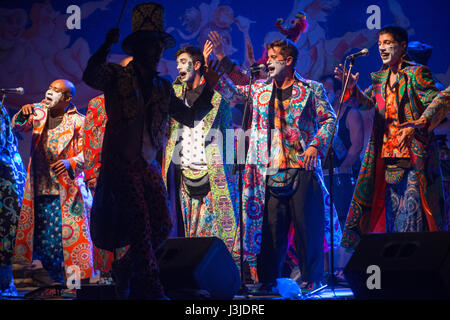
(122, 2, 176, 55)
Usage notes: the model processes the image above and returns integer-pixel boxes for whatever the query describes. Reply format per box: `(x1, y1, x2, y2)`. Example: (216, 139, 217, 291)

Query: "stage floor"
(1, 284, 354, 301)
(1, 264, 354, 300)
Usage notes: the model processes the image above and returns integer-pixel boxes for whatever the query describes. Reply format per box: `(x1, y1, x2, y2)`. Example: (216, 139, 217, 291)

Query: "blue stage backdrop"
(1, 0, 449, 161)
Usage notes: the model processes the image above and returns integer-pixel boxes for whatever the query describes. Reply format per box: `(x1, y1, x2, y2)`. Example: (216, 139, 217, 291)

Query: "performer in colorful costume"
(335, 26, 444, 249)
(208, 34, 337, 290)
(12, 79, 94, 283)
(162, 46, 240, 264)
(0, 102, 26, 295)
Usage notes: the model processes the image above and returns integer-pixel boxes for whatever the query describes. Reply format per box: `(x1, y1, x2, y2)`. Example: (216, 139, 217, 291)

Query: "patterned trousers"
(32, 195, 64, 283)
(385, 169, 423, 232)
(179, 182, 216, 238)
(179, 176, 241, 266)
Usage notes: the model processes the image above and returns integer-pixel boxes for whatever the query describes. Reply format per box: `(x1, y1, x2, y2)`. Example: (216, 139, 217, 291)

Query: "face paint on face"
(378, 34, 404, 66)
(379, 43, 403, 65)
(44, 89, 63, 108)
(267, 59, 287, 79)
(176, 53, 196, 83)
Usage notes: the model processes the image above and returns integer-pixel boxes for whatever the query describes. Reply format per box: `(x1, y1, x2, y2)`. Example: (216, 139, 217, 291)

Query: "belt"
(322, 167, 353, 176)
(384, 157, 411, 168)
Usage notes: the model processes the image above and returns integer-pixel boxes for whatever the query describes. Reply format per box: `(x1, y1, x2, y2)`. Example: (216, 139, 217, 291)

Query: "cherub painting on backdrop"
(1, 0, 421, 113)
(165, 0, 415, 84)
(0, 0, 112, 111)
(160, 0, 253, 80)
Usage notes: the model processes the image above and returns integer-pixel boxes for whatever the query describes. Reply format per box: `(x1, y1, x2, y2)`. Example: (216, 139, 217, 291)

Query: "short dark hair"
(267, 39, 299, 67)
(379, 25, 409, 45)
(175, 46, 205, 73)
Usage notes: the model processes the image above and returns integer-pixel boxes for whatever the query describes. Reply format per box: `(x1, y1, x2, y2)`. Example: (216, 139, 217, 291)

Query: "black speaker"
(76, 284, 117, 300)
(344, 232, 450, 300)
(156, 237, 241, 300)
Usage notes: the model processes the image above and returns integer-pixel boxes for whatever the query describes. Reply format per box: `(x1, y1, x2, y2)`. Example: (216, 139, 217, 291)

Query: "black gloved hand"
(105, 28, 120, 46)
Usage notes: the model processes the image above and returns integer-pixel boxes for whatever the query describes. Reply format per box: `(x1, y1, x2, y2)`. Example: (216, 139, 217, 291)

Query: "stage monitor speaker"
(344, 232, 450, 300)
(156, 237, 241, 300)
(76, 284, 117, 300)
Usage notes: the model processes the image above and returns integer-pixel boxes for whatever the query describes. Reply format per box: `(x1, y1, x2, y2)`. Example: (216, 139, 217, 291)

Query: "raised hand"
(334, 64, 359, 89)
(208, 31, 226, 61)
(104, 28, 119, 46)
(204, 59, 224, 90)
(203, 40, 214, 67)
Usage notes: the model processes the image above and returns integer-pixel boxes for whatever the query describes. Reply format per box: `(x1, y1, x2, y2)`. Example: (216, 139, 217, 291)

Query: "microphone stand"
(235, 70, 254, 297)
(306, 57, 355, 298)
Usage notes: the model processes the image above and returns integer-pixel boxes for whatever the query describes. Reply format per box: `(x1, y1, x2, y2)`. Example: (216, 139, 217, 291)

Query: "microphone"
(0, 87, 25, 95)
(243, 64, 268, 74)
(346, 48, 369, 60)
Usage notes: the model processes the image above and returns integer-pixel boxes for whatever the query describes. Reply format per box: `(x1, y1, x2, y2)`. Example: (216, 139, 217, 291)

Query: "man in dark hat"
(83, 2, 221, 299)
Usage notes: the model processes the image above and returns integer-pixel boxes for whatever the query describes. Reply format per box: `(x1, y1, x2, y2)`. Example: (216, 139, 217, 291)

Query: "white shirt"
(180, 119, 208, 171)
(180, 94, 208, 170)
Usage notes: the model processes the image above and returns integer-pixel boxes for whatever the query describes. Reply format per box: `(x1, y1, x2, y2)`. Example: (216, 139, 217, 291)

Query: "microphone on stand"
(0, 87, 25, 95)
(243, 64, 268, 75)
(345, 48, 369, 60)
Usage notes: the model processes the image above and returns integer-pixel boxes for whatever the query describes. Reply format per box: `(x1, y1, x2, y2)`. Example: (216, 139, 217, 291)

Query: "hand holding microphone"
(18, 104, 36, 122)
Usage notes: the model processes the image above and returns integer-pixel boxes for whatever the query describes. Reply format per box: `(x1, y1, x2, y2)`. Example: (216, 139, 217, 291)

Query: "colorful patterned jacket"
(341, 61, 443, 249)
(0, 104, 26, 266)
(422, 85, 450, 132)
(162, 78, 239, 258)
(82, 94, 107, 182)
(216, 70, 338, 257)
(11, 105, 94, 279)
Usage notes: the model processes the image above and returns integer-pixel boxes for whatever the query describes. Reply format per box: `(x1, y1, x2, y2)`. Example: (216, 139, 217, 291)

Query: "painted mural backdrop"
(1, 0, 449, 163)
